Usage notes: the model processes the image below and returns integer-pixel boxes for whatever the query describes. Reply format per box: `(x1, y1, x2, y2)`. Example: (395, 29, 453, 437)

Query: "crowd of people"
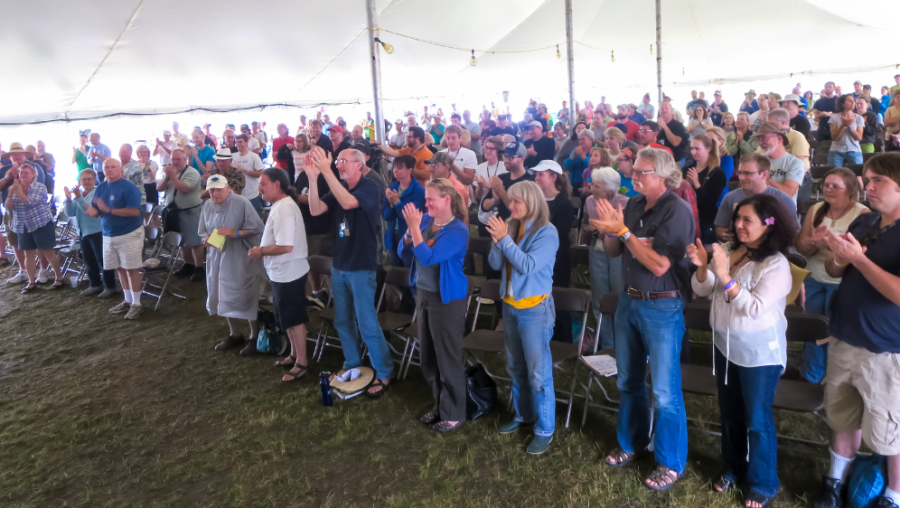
(2, 75, 900, 508)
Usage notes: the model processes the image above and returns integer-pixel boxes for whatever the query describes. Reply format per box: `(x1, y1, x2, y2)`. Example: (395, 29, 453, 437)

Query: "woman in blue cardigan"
(399, 178, 470, 433)
(486, 180, 559, 454)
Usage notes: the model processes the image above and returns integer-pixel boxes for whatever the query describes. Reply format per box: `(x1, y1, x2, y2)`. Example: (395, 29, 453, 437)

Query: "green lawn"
(0, 263, 830, 507)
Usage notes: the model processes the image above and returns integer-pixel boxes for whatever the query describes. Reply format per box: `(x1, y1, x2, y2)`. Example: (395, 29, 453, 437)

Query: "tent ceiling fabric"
(3, 0, 899, 123)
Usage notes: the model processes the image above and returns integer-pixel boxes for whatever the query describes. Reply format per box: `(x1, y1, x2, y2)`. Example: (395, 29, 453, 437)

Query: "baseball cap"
(782, 93, 802, 105)
(206, 174, 229, 190)
(329, 125, 343, 134)
(714, 90, 722, 96)
(353, 142, 371, 156)
(213, 148, 233, 160)
(425, 151, 453, 165)
(503, 141, 526, 158)
(616, 104, 629, 111)
(528, 120, 543, 128)
(532, 160, 562, 174)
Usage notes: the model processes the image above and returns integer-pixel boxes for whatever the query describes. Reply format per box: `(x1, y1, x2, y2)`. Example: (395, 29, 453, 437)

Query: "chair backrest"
(787, 253, 807, 269)
(798, 198, 820, 216)
(785, 313, 829, 343)
(147, 205, 166, 228)
(551, 286, 591, 314)
(478, 279, 503, 302)
(598, 293, 619, 316)
(162, 231, 183, 247)
(144, 226, 161, 242)
(383, 266, 411, 288)
(569, 196, 582, 218)
(810, 165, 836, 180)
(308, 255, 333, 277)
(862, 152, 876, 163)
(683, 302, 712, 332)
(468, 237, 492, 257)
(847, 164, 865, 178)
(570, 245, 590, 266)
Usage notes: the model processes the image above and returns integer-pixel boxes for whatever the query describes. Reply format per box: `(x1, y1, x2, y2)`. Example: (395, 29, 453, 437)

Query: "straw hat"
(330, 367, 375, 394)
(1, 142, 35, 161)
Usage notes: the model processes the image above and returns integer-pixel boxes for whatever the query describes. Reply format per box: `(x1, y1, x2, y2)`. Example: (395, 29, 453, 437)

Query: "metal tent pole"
(366, 0, 385, 144)
(656, 0, 662, 109)
(565, 0, 576, 124)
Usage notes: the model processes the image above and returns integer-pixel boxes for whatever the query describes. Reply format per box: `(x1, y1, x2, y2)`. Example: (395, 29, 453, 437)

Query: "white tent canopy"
(3, 0, 900, 124)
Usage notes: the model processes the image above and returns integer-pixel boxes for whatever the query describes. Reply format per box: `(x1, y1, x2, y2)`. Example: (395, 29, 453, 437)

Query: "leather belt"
(626, 287, 680, 301)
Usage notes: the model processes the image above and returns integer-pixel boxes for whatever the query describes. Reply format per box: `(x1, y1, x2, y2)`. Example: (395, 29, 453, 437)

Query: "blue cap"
(503, 141, 526, 158)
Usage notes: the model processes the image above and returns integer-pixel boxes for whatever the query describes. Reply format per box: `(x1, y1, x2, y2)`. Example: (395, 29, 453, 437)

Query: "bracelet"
(237, 231, 241, 238)
(605, 233, 618, 238)
(833, 259, 848, 268)
(616, 227, 630, 237)
(722, 279, 737, 291)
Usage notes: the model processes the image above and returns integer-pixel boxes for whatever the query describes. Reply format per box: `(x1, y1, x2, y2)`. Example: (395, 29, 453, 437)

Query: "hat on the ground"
(206, 174, 229, 190)
(1, 142, 34, 161)
(503, 141, 527, 158)
(782, 93, 802, 105)
(213, 148, 233, 160)
(532, 160, 562, 174)
(330, 367, 375, 394)
(527, 120, 543, 129)
(426, 151, 453, 165)
(754, 121, 789, 145)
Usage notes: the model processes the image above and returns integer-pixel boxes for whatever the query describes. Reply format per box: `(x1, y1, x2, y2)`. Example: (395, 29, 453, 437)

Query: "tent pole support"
(656, 0, 662, 108)
(366, 0, 385, 144)
(565, 0, 575, 124)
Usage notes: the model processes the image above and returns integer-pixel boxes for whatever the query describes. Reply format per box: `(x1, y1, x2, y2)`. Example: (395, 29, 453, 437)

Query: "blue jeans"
(503, 297, 556, 437)
(715, 349, 781, 498)
(827, 150, 863, 167)
(81, 232, 115, 289)
(331, 268, 395, 380)
(614, 293, 687, 473)
(800, 278, 838, 383)
(589, 245, 623, 350)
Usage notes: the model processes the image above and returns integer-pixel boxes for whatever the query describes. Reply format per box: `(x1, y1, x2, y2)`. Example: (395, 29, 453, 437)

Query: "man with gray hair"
(588, 147, 694, 492)
(762, 108, 810, 170)
(306, 146, 395, 398)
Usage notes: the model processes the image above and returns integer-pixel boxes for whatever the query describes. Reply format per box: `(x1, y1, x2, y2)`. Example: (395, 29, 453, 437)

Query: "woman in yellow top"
(486, 181, 559, 455)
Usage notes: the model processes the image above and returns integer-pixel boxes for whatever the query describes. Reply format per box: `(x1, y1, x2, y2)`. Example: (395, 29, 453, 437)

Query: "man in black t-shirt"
(811, 82, 839, 142)
(782, 94, 811, 138)
(523, 121, 556, 169)
(657, 102, 687, 166)
(490, 115, 518, 138)
(476, 141, 534, 221)
(307, 145, 395, 397)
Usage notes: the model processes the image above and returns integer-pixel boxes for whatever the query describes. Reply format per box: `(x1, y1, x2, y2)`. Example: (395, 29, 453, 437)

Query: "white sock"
(123, 291, 133, 304)
(884, 488, 900, 505)
(828, 448, 854, 483)
(131, 290, 142, 306)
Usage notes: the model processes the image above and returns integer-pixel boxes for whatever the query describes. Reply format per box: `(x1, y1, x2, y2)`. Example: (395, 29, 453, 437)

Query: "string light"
(682, 67, 685, 76)
(470, 49, 477, 67)
(556, 45, 561, 59)
(373, 37, 393, 54)
(611, 50, 615, 63)
(650, 44, 653, 55)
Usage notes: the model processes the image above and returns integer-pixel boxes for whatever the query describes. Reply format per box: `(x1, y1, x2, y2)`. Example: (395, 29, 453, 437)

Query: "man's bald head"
(104, 158, 123, 181)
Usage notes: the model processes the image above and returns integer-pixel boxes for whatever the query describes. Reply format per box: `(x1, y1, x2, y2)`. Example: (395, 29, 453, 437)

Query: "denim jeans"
(614, 293, 687, 473)
(81, 232, 115, 289)
(827, 150, 863, 167)
(714, 349, 782, 498)
(589, 244, 623, 350)
(503, 297, 556, 437)
(331, 268, 395, 380)
(800, 278, 838, 383)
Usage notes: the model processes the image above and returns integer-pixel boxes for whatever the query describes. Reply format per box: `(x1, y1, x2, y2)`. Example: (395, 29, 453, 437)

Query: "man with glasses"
(756, 121, 805, 204)
(636, 121, 673, 154)
(307, 146, 395, 398)
(714, 152, 798, 242)
(589, 147, 694, 492)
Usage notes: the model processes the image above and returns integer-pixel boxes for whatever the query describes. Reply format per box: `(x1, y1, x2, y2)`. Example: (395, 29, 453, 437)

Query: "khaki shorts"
(2, 212, 17, 247)
(102, 227, 145, 270)
(825, 339, 900, 455)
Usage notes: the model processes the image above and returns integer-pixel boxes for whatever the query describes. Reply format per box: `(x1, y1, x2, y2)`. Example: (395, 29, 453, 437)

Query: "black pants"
(417, 289, 467, 422)
(144, 183, 159, 206)
(82, 232, 115, 289)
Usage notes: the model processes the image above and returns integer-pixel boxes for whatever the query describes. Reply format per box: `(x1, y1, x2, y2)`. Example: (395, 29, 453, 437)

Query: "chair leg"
(582, 374, 594, 427)
(564, 363, 580, 429)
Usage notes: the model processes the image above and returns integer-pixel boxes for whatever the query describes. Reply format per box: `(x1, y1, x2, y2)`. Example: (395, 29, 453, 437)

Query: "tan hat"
(1, 142, 35, 161)
(330, 367, 375, 394)
(753, 121, 789, 145)
(746, 89, 757, 96)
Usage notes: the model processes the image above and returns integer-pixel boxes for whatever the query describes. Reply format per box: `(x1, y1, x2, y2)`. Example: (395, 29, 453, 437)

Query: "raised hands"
(591, 199, 626, 235)
(485, 215, 509, 243)
(685, 238, 708, 268)
(401, 202, 423, 232)
(711, 243, 730, 281)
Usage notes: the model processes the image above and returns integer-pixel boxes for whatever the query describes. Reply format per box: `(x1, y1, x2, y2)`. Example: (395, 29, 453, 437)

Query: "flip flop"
(364, 378, 391, 398)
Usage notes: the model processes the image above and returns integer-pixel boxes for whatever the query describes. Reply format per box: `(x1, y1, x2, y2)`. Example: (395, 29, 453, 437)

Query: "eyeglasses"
(502, 154, 518, 160)
(736, 170, 762, 177)
(638, 129, 656, 133)
(335, 158, 357, 165)
(823, 184, 847, 190)
(631, 169, 657, 178)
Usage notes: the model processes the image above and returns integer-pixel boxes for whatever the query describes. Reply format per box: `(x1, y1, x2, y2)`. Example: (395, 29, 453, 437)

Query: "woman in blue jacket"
(399, 178, 470, 433)
(383, 155, 425, 267)
(486, 180, 559, 455)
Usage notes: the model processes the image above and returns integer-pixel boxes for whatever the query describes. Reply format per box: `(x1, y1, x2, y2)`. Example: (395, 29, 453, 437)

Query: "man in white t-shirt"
(153, 130, 177, 167)
(756, 121, 805, 203)
(440, 124, 477, 186)
(462, 110, 483, 156)
(388, 119, 406, 151)
(251, 121, 267, 155)
(233, 134, 265, 213)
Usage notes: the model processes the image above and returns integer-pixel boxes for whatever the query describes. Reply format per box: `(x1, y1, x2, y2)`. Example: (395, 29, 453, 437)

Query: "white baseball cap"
(531, 159, 562, 175)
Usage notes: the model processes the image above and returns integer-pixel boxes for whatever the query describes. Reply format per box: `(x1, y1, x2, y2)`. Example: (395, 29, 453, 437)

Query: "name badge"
(339, 218, 350, 238)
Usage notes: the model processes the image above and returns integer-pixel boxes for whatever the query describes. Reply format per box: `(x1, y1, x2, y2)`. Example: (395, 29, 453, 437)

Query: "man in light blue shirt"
(88, 132, 112, 182)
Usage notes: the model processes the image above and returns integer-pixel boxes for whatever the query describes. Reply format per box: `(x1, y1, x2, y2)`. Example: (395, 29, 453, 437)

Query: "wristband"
(237, 231, 241, 238)
(605, 233, 618, 238)
(616, 227, 629, 237)
(834, 259, 848, 268)
(722, 279, 736, 291)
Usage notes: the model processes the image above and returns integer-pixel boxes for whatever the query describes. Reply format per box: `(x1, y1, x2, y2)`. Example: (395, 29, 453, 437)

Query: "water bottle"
(319, 372, 333, 407)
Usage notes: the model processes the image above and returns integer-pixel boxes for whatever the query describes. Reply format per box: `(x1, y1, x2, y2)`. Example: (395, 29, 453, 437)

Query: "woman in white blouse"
(686, 193, 796, 508)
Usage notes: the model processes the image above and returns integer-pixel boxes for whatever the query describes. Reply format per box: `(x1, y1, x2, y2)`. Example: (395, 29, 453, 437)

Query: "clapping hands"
(485, 215, 509, 243)
(401, 202, 423, 231)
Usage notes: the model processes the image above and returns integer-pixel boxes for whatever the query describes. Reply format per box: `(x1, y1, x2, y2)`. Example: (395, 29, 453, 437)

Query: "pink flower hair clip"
(764, 217, 775, 226)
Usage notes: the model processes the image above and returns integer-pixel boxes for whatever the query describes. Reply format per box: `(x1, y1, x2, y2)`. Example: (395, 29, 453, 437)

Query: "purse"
(465, 363, 497, 421)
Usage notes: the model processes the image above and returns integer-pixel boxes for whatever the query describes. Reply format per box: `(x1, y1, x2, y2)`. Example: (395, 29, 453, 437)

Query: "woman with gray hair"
(583, 167, 629, 349)
(486, 180, 559, 455)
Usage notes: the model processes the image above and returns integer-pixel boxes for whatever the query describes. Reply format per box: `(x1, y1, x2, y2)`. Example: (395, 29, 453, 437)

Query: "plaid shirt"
(11, 180, 53, 233)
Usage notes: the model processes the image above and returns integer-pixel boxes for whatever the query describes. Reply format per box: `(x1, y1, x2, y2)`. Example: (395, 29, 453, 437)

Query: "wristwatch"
(619, 231, 632, 243)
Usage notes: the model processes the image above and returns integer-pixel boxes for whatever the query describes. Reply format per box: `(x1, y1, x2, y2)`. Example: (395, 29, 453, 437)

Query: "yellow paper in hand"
(207, 229, 226, 250)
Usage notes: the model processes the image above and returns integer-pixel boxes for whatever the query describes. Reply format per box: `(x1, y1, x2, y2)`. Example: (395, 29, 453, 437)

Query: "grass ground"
(0, 261, 831, 508)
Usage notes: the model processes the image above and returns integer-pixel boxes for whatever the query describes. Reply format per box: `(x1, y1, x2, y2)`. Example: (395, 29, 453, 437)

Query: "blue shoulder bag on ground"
(848, 453, 887, 508)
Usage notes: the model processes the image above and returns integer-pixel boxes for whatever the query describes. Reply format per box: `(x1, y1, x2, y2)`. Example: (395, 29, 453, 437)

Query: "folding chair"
(570, 195, 583, 245)
(54, 217, 82, 278)
(373, 266, 415, 365)
(308, 255, 338, 361)
(549, 286, 592, 428)
(146, 205, 166, 228)
(143, 226, 162, 258)
(467, 237, 493, 277)
(461, 279, 509, 385)
(570, 245, 590, 286)
(580, 293, 620, 426)
(139, 231, 186, 310)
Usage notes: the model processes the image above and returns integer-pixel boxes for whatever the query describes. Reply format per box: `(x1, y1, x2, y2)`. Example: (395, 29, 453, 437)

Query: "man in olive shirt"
(590, 147, 694, 492)
(157, 149, 205, 282)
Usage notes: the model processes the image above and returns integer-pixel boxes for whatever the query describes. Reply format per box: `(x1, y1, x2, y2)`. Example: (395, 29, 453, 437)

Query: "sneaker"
(36, 269, 49, 284)
(498, 420, 534, 435)
(6, 271, 28, 284)
(173, 264, 195, 278)
(307, 290, 328, 309)
(526, 435, 553, 455)
(81, 286, 103, 296)
(109, 301, 131, 314)
(124, 304, 143, 320)
(98, 288, 117, 298)
(190, 266, 206, 283)
(813, 476, 845, 508)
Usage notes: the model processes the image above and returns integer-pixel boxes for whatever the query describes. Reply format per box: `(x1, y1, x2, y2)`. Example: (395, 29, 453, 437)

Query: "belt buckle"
(626, 287, 644, 300)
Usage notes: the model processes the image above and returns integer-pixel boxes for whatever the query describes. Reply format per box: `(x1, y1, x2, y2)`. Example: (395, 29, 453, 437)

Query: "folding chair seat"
(579, 294, 619, 426)
(140, 231, 186, 310)
(308, 255, 338, 361)
(549, 286, 592, 428)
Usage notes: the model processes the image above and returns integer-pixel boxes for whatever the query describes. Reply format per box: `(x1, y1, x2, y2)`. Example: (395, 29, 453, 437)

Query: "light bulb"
(556, 45, 561, 59)
(383, 42, 394, 54)
(470, 49, 477, 67)
(649, 44, 653, 55)
(611, 50, 615, 63)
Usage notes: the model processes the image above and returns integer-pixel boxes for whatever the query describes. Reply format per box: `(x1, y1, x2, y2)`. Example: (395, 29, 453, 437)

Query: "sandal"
(644, 465, 682, 492)
(433, 420, 463, 434)
(604, 448, 637, 468)
(21, 283, 36, 294)
(274, 355, 295, 368)
(281, 364, 308, 382)
(745, 491, 774, 508)
(48, 280, 64, 290)
(713, 474, 735, 493)
(420, 411, 440, 425)
(364, 378, 392, 398)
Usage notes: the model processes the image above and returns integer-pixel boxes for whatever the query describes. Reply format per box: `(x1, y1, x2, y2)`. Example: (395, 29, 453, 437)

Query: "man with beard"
(756, 122, 804, 204)
(608, 105, 640, 143)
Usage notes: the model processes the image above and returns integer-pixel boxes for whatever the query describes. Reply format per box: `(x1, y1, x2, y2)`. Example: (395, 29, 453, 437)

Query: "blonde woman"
(721, 112, 737, 133)
(486, 180, 559, 455)
(706, 126, 736, 198)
